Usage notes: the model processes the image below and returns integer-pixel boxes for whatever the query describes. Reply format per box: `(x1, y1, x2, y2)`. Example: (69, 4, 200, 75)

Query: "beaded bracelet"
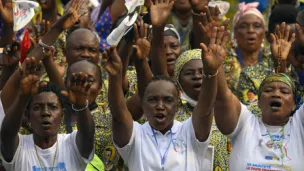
(203, 69, 219, 79)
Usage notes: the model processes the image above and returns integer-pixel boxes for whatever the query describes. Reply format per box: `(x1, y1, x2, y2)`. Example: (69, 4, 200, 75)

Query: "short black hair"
(26, 82, 68, 118)
(144, 75, 179, 97)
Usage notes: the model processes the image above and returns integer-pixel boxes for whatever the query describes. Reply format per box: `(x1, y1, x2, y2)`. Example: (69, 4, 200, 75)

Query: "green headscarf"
(258, 73, 296, 100)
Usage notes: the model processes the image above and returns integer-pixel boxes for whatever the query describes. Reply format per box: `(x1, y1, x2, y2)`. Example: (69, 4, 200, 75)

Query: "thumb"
(200, 43, 208, 54)
(269, 33, 276, 44)
(133, 45, 140, 56)
(61, 90, 69, 98)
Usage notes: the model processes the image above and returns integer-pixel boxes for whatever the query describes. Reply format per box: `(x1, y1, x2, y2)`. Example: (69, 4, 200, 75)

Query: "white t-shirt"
(115, 117, 211, 171)
(228, 103, 304, 171)
(1, 131, 94, 171)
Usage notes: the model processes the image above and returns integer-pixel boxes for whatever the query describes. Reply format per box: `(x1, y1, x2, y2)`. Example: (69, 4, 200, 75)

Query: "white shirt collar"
(142, 120, 182, 136)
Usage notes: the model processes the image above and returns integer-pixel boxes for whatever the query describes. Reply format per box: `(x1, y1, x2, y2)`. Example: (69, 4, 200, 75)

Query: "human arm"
(270, 22, 296, 73)
(150, 0, 174, 76)
(1, 57, 41, 162)
(42, 48, 66, 89)
(190, 3, 230, 49)
(61, 72, 95, 159)
(0, 40, 20, 90)
(192, 26, 228, 141)
(102, 46, 133, 147)
(0, 0, 14, 46)
(1, 0, 86, 112)
(126, 19, 153, 121)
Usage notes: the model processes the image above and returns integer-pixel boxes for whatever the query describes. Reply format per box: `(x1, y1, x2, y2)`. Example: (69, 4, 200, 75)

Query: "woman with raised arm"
(0, 57, 95, 170)
(102, 22, 228, 170)
(213, 21, 304, 171)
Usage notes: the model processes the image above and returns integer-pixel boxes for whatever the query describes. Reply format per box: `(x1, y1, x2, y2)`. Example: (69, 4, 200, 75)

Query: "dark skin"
(172, 0, 192, 26)
(149, 0, 175, 77)
(0, 39, 20, 90)
(61, 72, 95, 158)
(0, 0, 14, 46)
(1, 0, 87, 113)
(179, 59, 203, 101)
(105, 26, 227, 147)
(164, 36, 181, 77)
(258, 82, 296, 126)
(37, 0, 58, 26)
(234, 14, 265, 67)
(65, 28, 100, 65)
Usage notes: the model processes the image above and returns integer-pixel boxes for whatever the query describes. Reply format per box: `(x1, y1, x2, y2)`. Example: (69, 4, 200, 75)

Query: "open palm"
(0, 0, 13, 24)
(201, 26, 229, 74)
(133, 19, 150, 60)
(150, 0, 174, 27)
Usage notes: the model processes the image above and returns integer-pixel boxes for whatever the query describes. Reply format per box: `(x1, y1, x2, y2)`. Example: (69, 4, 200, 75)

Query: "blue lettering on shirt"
(32, 162, 67, 171)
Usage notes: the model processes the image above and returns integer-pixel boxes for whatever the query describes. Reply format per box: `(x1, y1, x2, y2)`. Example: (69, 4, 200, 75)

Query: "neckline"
(236, 48, 262, 67)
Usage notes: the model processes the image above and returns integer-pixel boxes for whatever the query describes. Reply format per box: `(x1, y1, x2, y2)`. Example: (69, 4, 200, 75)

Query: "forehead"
(164, 36, 179, 43)
(68, 62, 99, 78)
(181, 59, 202, 71)
(68, 32, 99, 47)
(31, 92, 60, 104)
(263, 81, 292, 89)
(237, 14, 264, 25)
(145, 81, 178, 97)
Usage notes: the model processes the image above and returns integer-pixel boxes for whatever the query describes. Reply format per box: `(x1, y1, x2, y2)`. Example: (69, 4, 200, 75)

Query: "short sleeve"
(113, 121, 137, 162)
(1, 134, 22, 169)
(69, 130, 94, 163)
(184, 117, 210, 157)
(293, 104, 304, 126)
(226, 103, 253, 140)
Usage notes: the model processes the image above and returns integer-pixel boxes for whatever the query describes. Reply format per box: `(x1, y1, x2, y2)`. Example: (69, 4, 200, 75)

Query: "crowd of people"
(0, 0, 303, 170)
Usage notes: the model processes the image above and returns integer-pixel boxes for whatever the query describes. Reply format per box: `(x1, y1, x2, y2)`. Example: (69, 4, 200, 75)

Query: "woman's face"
(143, 80, 178, 133)
(234, 14, 265, 52)
(164, 36, 181, 76)
(66, 61, 102, 104)
(29, 92, 63, 137)
(179, 59, 203, 101)
(258, 82, 295, 125)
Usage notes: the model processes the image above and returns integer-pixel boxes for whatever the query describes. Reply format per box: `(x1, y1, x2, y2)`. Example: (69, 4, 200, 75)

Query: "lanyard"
(236, 48, 262, 67)
(151, 127, 173, 170)
(267, 126, 286, 162)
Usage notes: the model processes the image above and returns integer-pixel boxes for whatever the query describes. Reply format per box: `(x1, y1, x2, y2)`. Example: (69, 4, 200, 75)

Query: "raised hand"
(149, 0, 174, 28)
(32, 20, 51, 44)
(0, 0, 13, 24)
(3, 39, 21, 67)
(133, 18, 151, 60)
(200, 26, 229, 74)
(199, 6, 230, 42)
(270, 22, 296, 61)
(54, 0, 87, 30)
(19, 57, 42, 96)
(45, 48, 67, 78)
(295, 23, 304, 45)
(101, 46, 123, 77)
(62, 72, 91, 107)
(189, 0, 209, 13)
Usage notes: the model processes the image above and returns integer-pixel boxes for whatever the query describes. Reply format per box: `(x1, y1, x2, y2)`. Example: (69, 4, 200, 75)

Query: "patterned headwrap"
(258, 73, 296, 101)
(233, 2, 265, 27)
(174, 49, 202, 83)
(174, 49, 202, 107)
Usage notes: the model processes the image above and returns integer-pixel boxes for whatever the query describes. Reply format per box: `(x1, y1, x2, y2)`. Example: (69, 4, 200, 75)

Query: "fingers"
(295, 23, 304, 42)
(280, 22, 286, 39)
(269, 33, 276, 44)
(139, 19, 145, 39)
(61, 57, 67, 66)
(210, 27, 218, 45)
(284, 24, 290, 41)
(216, 26, 225, 45)
(289, 33, 296, 43)
(221, 30, 230, 47)
(134, 23, 139, 41)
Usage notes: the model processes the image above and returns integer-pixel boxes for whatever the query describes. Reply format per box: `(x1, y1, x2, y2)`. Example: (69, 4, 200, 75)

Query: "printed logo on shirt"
(172, 138, 186, 154)
(245, 163, 282, 171)
(32, 162, 67, 171)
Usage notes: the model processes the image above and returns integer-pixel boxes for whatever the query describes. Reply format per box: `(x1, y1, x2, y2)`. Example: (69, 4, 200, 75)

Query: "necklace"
(266, 126, 285, 163)
(151, 127, 173, 170)
(34, 139, 58, 171)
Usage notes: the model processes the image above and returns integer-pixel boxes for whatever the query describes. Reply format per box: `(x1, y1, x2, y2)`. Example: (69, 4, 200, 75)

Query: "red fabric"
(20, 28, 31, 63)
